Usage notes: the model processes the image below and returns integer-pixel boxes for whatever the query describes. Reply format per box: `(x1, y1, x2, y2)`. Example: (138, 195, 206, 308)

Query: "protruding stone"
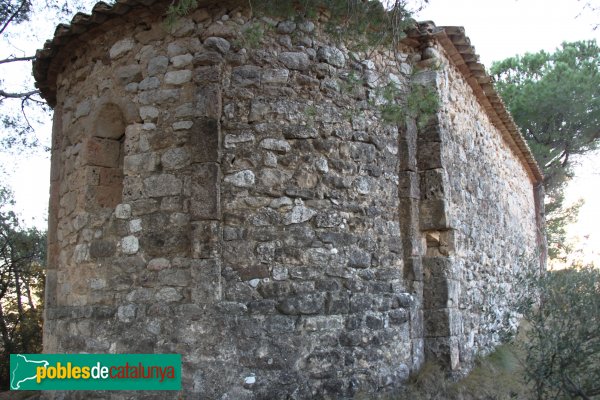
(317, 46, 346, 68)
(148, 56, 169, 76)
(283, 204, 317, 225)
(121, 236, 139, 254)
(204, 37, 231, 54)
(109, 38, 135, 59)
(260, 138, 291, 153)
(283, 125, 317, 139)
(115, 204, 131, 219)
(139, 106, 159, 121)
(165, 70, 192, 85)
(224, 170, 255, 188)
(171, 53, 193, 68)
(278, 52, 309, 70)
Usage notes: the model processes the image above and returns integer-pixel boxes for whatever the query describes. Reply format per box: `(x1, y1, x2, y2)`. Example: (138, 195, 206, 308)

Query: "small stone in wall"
(315, 157, 329, 173)
(129, 219, 142, 233)
(172, 121, 193, 131)
(121, 236, 139, 255)
(261, 69, 289, 85)
(109, 37, 135, 59)
(298, 20, 315, 33)
(278, 52, 309, 71)
(282, 125, 317, 139)
(74, 100, 91, 119)
(317, 46, 346, 68)
(165, 70, 192, 85)
(147, 56, 169, 76)
(139, 106, 159, 122)
(117, 304, 136, 323)
(171, 53, 193, 68)
(139, 77, 160, 91)
(147, 258, 171, 271)
(224, 170, 255, 188)
(204, 36, 231, 54)
(115, 204, 131, 219)
(156, 287, 183, 302)
(260, 138, 291, 153)
(277, 20, 296, 34)
(283, 202, 317, 225)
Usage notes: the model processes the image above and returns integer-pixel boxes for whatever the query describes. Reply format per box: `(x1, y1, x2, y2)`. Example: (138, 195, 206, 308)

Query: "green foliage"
(491, 41, 600, 259)
(235, 22, 266, 49)
(515, 264, 600, 400)
(0, 186, 46, 389)
(491, 41, 600, 189)
(379, 82, 438, 126)
(0, 0, 31, 28)
(164, 0, 197, 28)
(251, 0, 415, 49)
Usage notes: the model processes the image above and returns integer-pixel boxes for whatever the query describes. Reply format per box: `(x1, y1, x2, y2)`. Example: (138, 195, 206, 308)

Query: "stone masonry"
(33, 1, 545, 398)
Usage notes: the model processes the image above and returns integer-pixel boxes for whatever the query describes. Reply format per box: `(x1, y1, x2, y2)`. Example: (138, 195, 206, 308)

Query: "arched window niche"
(84, 102, 125, 210)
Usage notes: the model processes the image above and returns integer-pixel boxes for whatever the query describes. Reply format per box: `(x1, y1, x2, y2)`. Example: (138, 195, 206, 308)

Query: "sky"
(414, 0, 600, 266)
(1, 0, 599, 263)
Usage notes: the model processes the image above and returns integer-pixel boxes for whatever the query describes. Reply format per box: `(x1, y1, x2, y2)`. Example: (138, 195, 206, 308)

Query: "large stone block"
(191, 221, 220, 258)
(84, 137, 120, 168)
(424, 308, 461, 337)
(190, 118, 219, 163)
(423, 278, 460, 309)
(190, 163, 220, 220)
(417, 141, 443, 170)
(195, 84, 222, 119)
(419, 199, 449, 230)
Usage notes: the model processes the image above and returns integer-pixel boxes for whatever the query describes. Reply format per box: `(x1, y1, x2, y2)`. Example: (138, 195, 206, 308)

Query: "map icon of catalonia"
(10, 354, 49, 390)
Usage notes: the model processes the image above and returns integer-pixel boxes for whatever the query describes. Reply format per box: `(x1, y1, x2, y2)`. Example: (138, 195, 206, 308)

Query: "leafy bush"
(517, 265, 600, 399)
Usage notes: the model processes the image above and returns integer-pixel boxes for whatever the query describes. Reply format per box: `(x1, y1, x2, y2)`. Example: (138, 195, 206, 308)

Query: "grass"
(395, 338, 531, 399)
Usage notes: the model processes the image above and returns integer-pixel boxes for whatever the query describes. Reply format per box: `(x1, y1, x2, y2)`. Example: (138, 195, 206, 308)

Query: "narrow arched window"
(84, 103, 125, 209)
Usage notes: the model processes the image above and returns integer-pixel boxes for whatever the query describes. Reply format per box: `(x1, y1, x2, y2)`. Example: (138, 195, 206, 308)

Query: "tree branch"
(0, 89, 40, 100)
(0, 55, 35, 65)
(0, 0, 30, 35)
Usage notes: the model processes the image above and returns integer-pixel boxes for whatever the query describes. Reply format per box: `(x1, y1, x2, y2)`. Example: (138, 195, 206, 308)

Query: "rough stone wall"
(415, 44, 539, 371)
(41, 3, 542, 398)
(43, 5, 429, 399)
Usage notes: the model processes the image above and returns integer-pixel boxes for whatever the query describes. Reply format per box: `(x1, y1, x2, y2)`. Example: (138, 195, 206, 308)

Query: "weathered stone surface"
(317, 46, 346, 68)
(143, 174, 182, 197)
(204, 36, 230, 54)
(42, 9, 541, 400)
(190, 117, 219, 163)
(190, 163, 220, 220)
(109, 38, 134, 59)
(164, 70, 192, 85)
(278, 52, 310, 70)
(283, 125, 317, 139)
(148, 55, 169, 76)
(277, 21, 296, 34)
(224, 170, 255, 188)
(260, 138, 290, 153)
(171, 53, 193, 68)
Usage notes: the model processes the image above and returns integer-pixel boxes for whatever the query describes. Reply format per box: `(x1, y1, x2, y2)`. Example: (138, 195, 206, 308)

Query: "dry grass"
(395, 341, 532, 400)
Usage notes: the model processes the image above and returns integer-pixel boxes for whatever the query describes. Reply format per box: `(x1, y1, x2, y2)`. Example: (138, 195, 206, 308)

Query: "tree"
(0, 186, 45, 389)
(516, 264, 600, 399)
(1, 0, 94, 151)
(491, 41, 600, 259)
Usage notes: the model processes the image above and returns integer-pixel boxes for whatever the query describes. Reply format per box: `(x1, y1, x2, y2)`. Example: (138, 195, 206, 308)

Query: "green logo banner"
(10, 354, 181, 390)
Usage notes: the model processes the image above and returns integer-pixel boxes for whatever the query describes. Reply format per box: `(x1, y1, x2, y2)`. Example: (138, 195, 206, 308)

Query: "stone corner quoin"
(34, 2, 545, 399)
